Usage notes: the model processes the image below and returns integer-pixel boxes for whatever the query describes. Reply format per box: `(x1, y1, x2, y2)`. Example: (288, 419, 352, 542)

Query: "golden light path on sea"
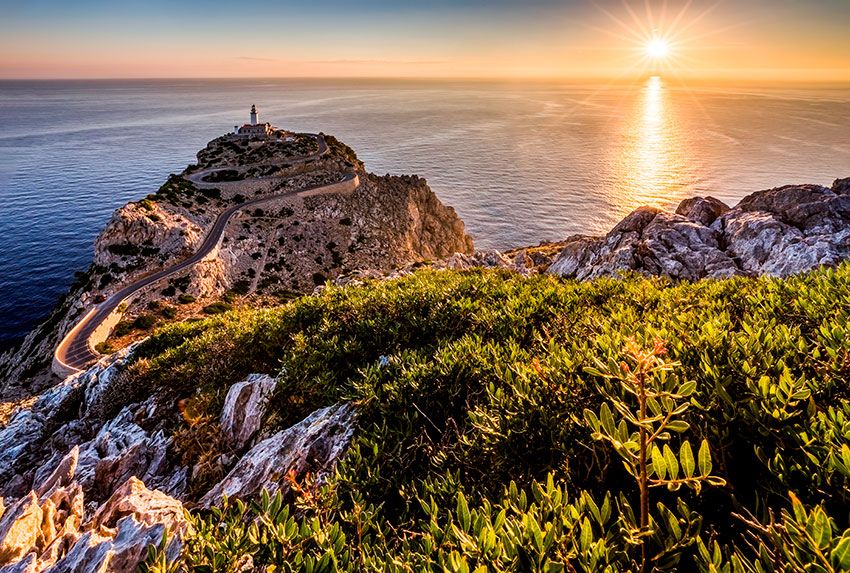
(614, 75, 691, 214)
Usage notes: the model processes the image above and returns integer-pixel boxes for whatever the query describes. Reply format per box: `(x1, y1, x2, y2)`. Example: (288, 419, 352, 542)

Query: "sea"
(1, 78, 849, 349)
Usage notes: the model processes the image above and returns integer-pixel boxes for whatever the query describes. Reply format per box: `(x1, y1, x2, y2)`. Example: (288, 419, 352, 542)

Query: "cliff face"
(0, 132, 473, 399)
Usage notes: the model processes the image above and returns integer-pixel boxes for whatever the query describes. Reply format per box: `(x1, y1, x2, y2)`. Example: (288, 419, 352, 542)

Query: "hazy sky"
(2, 0, 849, 80)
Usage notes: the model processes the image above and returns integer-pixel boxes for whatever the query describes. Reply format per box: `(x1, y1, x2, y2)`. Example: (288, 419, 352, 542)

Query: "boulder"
(548, 180, 850, 280)
(676, 196, 730, 226)
(201, 402, 357, 507)
(220, 374, 277, 450)
(833, 177, 850, 195)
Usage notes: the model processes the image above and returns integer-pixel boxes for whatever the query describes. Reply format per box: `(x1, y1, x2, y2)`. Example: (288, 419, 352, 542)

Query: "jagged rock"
(0, 379, 83, 495)
(220, 374, 277, 450)
(92, 428, 171, 500)
(833, 177, 850, 195)
(0, 553, 36, 573)
(548, 181, 850, 281)
(201, 402, 357, 507)
(4, 342, 188, 505)
(0, 493, 42, 565)
(676, 196, 730, 226)
(40, 478, 185, 573)
(35, 447, 78, 498)
(91, 477, 186, 534)
(80, 344, 140, 421)
(0, 446, 186, 573)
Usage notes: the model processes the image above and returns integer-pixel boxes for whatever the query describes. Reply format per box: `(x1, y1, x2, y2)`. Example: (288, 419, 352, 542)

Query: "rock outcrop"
(220, 373, 276, 450)
(201, 402, 357, 507)
(0, 345, 186, 502)
(0, 448, 187, 573)
(0, 358, 361, 570)
(548, 178, 850, 280)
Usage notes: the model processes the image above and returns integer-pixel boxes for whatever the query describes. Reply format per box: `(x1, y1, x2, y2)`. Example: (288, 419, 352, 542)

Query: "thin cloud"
(307, 59, 448, 65)
(236, 56, 280, 62)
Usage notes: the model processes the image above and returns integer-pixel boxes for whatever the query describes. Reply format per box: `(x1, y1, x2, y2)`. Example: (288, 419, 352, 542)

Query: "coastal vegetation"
(128, 265, 850, 571)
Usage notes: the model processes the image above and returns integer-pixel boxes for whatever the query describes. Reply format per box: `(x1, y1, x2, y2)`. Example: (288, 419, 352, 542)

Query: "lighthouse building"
(234, 104, 274, 137)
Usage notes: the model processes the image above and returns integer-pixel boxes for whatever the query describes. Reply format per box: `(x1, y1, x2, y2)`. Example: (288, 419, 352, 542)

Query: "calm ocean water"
(1, 78, 849, 348)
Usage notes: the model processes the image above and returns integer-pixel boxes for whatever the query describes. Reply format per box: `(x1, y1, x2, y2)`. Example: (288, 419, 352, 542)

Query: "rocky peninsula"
(1, 122, 849, 571)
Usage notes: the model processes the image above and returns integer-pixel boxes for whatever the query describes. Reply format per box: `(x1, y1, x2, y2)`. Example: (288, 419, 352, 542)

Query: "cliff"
(0, 131, 473, 399)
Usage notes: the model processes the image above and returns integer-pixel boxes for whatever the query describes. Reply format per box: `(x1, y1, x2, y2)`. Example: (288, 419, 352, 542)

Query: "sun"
(646, 38, 670, 60)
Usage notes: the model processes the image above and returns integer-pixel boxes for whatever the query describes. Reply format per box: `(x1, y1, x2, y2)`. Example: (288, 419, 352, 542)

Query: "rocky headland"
(1, 123, 849, 571)
(0, 130, 472, 400)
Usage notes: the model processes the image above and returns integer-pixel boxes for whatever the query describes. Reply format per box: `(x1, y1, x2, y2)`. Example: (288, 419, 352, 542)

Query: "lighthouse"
(235, 104, 274, 137)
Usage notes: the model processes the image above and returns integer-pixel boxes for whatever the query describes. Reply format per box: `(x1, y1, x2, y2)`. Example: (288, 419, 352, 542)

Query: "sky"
(1, 0, 850, 81)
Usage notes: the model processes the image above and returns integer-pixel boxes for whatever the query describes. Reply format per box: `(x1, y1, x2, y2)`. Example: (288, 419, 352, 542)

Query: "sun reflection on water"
(612, 76, 692, 216)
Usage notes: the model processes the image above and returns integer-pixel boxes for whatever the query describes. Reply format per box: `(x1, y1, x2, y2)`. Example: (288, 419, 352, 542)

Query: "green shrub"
(107, 242, 140, 257)
(177, 294, 196, 304)
(94, 341, 114, 354)
(202, 301, 232, 315)
(132, 267, 850, 571)
(133, 313, 158, 331)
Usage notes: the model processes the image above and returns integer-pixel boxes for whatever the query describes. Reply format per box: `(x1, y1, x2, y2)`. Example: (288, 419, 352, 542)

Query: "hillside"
(0, 131, 473, 398)
(2, 266, 849, 571)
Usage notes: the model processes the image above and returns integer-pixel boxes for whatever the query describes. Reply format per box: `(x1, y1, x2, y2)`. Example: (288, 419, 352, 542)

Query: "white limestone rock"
(220, 373, 277, 450)
(201, 402, 357, 507)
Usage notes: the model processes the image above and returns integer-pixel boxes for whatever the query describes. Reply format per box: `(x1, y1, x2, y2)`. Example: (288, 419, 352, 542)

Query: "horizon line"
(3, 74, 850, 85)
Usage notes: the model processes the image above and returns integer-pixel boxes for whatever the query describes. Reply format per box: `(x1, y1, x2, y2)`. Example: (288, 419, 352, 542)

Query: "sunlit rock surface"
(548, 178, 850, 280)
(201, 402, 357, 507)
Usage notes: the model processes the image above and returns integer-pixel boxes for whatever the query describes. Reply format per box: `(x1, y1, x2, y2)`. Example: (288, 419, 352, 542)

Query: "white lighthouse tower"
(250, 104, 258, 126)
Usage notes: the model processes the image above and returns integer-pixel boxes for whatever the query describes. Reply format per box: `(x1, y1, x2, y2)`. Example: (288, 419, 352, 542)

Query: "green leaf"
(457, 493, 471, 532)
(652, 445, 667, 480)
(680, 441, 695, 478)
(831, 535, 850, 569)
(664, 444, 679, 480)
(580, 517, 593, 552)
(666, 420, 690, 433)
(600, 403, 615, 435)
(698, 439, 713, 477)
(841, 444, 850, 470)
(676, 381, 697, 397)
(583, 409, 600, 432)
(807, 507, 832, 550)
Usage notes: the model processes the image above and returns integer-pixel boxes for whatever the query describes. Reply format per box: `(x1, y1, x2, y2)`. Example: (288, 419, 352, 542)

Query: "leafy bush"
(177, 294, 196, 304)
(131, 267, 850, 571)
(106, 242, 141, 257)
(202, 301, 232, 315)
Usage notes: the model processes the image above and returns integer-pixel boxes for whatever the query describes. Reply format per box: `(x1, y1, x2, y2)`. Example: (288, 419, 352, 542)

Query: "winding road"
(53, 134, 355, 377)
(186, 133, 328, 186)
